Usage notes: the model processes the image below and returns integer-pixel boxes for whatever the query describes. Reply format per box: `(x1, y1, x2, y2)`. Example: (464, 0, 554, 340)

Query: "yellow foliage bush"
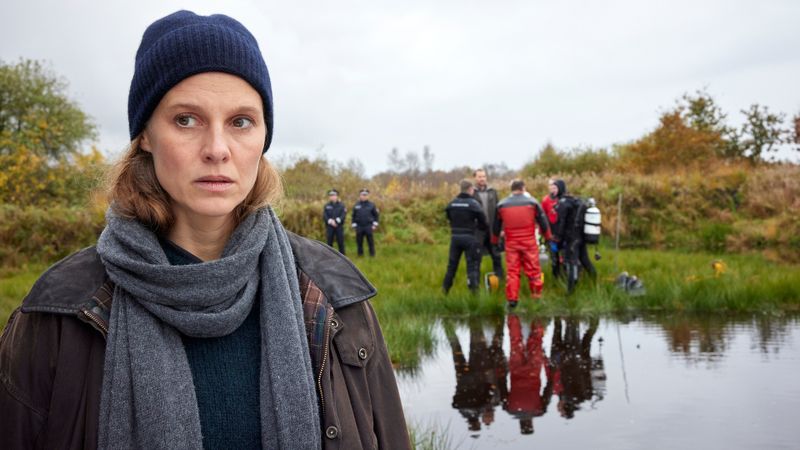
(621, 111, 725, 174)
(0, 146, 105, 207)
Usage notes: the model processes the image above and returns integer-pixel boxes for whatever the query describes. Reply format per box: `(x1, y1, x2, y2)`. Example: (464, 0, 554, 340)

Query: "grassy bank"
(356, 242, 800, 317)
(2, 241, 798, 324)
(2, 242, 798, 371)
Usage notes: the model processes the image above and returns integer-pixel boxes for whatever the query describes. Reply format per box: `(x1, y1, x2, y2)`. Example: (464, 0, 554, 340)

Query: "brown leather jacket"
(0, 233, 410, 450)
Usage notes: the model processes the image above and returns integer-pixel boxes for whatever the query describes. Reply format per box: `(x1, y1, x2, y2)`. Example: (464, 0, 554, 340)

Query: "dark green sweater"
(160, 238, 262, 450)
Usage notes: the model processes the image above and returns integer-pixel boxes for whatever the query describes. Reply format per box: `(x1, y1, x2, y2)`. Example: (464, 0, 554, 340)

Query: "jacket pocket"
(332, 306, 375, 368)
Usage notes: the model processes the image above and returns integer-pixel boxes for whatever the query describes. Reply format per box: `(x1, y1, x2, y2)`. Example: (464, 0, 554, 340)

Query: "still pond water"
(397, 314, 800, 449)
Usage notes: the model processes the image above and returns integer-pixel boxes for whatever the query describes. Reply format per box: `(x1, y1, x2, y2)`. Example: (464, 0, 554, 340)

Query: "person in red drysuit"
(504, 314, 551, 435)
(541, 179, 562, 278)
(541, 179, 559, 225)
(493, 180, 552, 307)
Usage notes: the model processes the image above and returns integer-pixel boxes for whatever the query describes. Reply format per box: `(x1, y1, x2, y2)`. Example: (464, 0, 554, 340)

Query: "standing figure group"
(443, 170, 551, 307)
(443, 170, 598, 304)
(322, 188, 380, 257)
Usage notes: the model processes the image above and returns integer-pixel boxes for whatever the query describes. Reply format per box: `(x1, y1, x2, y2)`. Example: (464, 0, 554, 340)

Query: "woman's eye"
(233, 117, 254, 129)
(176, 115, 198, 127)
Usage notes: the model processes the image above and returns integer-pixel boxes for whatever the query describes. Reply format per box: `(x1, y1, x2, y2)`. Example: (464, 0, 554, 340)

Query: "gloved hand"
(494, 237, 505, 253)
(351, 223, 358, 228)
(327, 218, 337, 227)
(372, 221, 379, 230)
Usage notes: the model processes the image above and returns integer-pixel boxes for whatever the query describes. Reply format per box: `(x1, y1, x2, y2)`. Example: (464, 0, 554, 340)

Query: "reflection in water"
(657, 315, 730, 363)
(445, 316, 607, 436)
(651, 314, 797, 363)
(505, 315, 549, 434)
(444, 317, 507, 432)
(399, 313, 800, 449)
(551, 317, 606, 419)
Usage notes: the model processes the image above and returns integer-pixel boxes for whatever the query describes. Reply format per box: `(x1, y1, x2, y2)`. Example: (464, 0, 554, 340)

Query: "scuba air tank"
(583, 197, 601, 244)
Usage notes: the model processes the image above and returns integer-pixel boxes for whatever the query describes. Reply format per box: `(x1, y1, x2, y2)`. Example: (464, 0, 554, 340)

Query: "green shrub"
(0, 204, 105, 267)
(521, 143, 617, 177)
(699, 222, 733, 252)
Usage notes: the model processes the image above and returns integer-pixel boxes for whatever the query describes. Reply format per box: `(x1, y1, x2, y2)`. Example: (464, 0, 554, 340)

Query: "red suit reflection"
(504, 314, 551, 435)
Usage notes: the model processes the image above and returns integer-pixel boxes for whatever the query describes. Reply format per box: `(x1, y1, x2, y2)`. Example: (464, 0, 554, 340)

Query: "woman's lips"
(194, 176, 234, 192)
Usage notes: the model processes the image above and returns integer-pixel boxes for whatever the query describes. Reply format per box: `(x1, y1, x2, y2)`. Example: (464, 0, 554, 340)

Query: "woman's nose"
(201, 125, 231, 163)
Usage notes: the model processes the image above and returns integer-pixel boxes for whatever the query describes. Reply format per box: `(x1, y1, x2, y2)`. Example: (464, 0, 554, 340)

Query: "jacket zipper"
(316, 314, 333, 417)
(81, 308, 109, 336)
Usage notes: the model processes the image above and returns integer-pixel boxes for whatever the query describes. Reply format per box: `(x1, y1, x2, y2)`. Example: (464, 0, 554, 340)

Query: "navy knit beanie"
(128, 10, 274, 152)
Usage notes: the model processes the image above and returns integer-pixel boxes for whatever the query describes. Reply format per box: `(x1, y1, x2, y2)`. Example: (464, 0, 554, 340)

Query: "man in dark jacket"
(552, 179, 596, 293)
(494, 180, 551, 307)
(473, 168, 505, 280)
(323, 189, 347, 254)
(351, 188, 380, 257)
(443, 179, 488, 293)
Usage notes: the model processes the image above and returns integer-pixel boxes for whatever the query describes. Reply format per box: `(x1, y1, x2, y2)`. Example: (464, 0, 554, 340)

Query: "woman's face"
(548, 181, 559, 197)
(141, 72, 265, 226)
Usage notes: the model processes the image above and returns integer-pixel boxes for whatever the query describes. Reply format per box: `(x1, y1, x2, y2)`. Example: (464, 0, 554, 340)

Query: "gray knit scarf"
(96, 207, 320, 449)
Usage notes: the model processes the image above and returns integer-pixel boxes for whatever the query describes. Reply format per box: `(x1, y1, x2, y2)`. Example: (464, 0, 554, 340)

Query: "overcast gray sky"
(2, 0, 798, 174)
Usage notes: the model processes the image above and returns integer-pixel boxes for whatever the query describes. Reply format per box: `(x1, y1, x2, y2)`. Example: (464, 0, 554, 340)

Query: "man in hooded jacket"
(552, 179, 597, 293)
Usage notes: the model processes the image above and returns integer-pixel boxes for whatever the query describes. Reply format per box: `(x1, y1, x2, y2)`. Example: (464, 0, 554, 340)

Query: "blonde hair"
(106, 135, 283, 232)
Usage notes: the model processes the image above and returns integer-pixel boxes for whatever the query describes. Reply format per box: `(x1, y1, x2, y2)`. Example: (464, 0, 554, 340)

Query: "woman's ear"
(140, 130, 152, 152)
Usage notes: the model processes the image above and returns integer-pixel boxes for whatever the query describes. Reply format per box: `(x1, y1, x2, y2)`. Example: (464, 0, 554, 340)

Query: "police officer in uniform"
(443, 180, 488, 294)
(323, 189, 347, 254)
(351, 188, 380, 257)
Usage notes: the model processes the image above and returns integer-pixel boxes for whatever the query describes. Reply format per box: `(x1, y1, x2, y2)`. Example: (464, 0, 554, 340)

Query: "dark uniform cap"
(359, 189, 370, 195)
(327, 189, 339, 196)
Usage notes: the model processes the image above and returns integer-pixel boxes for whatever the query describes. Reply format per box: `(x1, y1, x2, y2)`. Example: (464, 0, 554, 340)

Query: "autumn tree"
(680, 90, 728, 135)
(0, 59, 96, 159)
(679, 89, 741, 159)
(624, 110, 724, 173)
(0, 59, 103, 206)
(738, 104, 790, 163)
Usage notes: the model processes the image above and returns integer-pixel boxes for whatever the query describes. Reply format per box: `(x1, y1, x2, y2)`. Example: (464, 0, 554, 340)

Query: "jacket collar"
(287, 232, 377, 309)
(20, 233, 377, 316)
(21, 246, 107, 315)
